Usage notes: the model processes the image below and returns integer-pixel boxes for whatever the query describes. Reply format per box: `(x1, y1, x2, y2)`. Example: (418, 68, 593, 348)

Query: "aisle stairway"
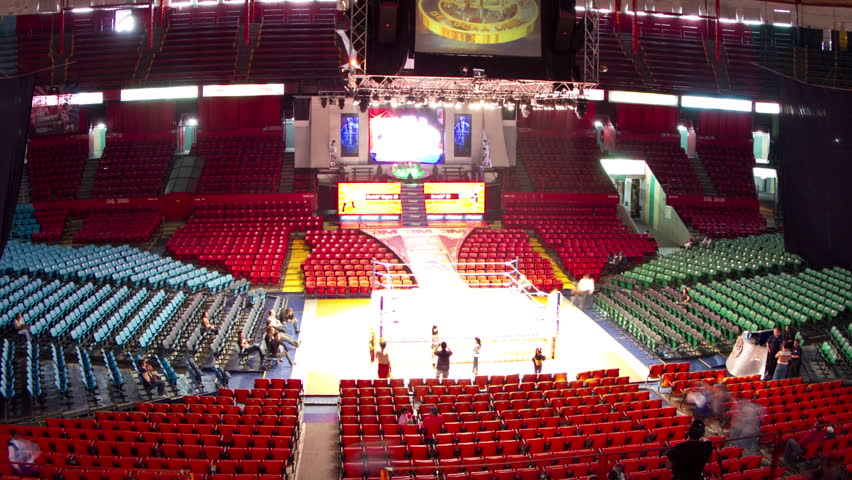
(282, 237, 310, 293)
(400, 184, 427, 227)
(529, 237, 573, 291)
(689, 155, 718, 196)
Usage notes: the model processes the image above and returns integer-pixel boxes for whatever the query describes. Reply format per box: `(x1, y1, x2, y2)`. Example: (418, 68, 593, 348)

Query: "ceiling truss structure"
(335, 0, 600, 112)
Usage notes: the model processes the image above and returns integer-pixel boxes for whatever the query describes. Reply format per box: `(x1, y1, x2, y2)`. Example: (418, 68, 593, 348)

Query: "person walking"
(532, 348, 546, 374)
(472, 337, 481, 376)
(434, 342, 452, 380)
(376, 339, 391, 379)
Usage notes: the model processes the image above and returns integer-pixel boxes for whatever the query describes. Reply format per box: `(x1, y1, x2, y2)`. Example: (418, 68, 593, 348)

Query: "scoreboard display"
(338, 183, 401, 215)
(424, 182, 485, 214)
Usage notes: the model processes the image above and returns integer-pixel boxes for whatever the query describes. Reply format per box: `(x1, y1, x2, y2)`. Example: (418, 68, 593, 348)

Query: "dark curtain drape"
(198, 97, 283, 131)
(107, 100, 177, 134)
(615, 104, 677, 133)
(779, 79, 852, 270)
(697, 110, 752, 139)
(0, 76, 34, 255)
(517, 102, 597, 131)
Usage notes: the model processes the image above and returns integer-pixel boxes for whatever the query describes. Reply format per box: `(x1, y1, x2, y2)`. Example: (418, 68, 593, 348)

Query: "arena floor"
(289, 294, 648, 396)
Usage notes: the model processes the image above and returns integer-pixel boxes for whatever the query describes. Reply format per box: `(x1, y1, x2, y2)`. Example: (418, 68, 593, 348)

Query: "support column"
(148, 0, 155, 49)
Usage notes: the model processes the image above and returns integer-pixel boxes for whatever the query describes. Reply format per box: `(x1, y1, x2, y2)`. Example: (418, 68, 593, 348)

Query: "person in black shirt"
(667, 419, 713, 480)
(764, 327, 783, 380)
(788, 339, 803, 378)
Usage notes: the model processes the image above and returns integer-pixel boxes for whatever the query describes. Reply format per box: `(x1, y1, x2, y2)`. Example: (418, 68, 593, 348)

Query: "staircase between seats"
(400, 184, 427, 227)
(688, 155, 719, 196)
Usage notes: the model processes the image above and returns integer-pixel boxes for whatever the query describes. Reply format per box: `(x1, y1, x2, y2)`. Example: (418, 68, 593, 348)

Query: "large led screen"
(415, 0, 542, 57)
(338, 183, 402, 215)
(340, 113, 359, 157)
(369, 108, 445, 164)
(424, 182, 485, 214)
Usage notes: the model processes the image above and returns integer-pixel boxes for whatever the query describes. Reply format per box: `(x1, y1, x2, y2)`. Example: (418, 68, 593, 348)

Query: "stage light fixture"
(406, 95, 415, 104)
(320, 97, 328, 108)
(520, 104, 531, 118)
(371, 93, 380, 106)
(338, 97, 346, 109)
(353, 97, 361, 106)
(360, 98, 369, 113)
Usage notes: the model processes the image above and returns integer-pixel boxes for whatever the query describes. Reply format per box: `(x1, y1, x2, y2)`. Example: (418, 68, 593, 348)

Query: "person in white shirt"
(571, 274, 595, 309)
(7, 432, 39, 476)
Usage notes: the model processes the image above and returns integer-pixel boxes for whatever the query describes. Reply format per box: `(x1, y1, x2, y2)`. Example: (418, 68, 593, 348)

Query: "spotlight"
(456, 97, 465, 107)
(371, 93, 380, 106)
(353, 97, 361, 106)
(320, 97, 328, 108)
(338, 97, 346, 109)
(520, 104, 531, 118)
(406, 95, 416, 104)
(186, 118, 198, 126)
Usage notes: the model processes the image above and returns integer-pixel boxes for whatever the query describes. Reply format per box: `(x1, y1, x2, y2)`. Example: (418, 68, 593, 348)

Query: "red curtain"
(198, 97, 283, 131)
(106, 101, 177, 134)
(615, 104, 677, 133)
(698, 110, 753, 139)
(517, 102, 597, 131)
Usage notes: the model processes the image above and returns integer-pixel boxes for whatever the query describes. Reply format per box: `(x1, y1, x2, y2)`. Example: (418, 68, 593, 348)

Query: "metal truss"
(347, 0, 368, 74)
(340, 75, 598, 102)
(583, 0, 601, 85)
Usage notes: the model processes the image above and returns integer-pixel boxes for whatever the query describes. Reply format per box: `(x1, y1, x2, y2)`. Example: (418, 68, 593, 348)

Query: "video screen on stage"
(340, 114, 359, 157)
(415, 0, 542, 57)
(369, 108, 445, 164)
(338, 183, 402, 215)
(424, 182, 485, 214)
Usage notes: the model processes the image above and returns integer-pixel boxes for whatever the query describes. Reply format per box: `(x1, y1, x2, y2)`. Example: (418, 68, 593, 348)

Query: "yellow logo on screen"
(419, 0, 539, 45)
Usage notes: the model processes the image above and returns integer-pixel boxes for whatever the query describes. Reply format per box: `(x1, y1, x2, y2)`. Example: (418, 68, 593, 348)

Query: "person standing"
(434, 342, 452, 380)
(764, 327, 783, 380)
(532, 348, 545, 374)
(728, 398, 764, 454)
(376, 339, 391, 379)
(472, 337, 481, 376)
(369, 328, 377, 364)
(431, 326, 440, 369)
(773, 342, 793, 380)
(666, 420, 713, 480)
(789, 339, 803, 378)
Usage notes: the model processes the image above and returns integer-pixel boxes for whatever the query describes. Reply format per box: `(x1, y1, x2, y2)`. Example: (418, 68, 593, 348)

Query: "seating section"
(66, 28, 142, 90)
(73, 208, 162, 245)
(339, 373, 689, 480)
(458, 229, 563, 291)
(825, 325, 852, 368)
(596, 288, 729, 355)
(92, 139, 172, 198)
(697, 140, 757, 198)
(192, 134, 283, 195)
(147, 18, 238, 85)
(617, 136, 703, 195)
(676, 206, 766, 239)
(638, 20, 718, 93)
(31, 207, 69, 243)
(0, 385, 302, 480)
(615, 234, 802, 289)
(597, 15, 645, 90)
(250, 21, 339, 82)
(302, 230, 414, 295)
(0, 241, 234, 294)
(26, 137, 88, 201)
(11, 204, 39, 241)
(168, 200, 320, 285)
(517, 133, 615, 194)
(720, 24, 763, 99)
(504, 200, 657, 280)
